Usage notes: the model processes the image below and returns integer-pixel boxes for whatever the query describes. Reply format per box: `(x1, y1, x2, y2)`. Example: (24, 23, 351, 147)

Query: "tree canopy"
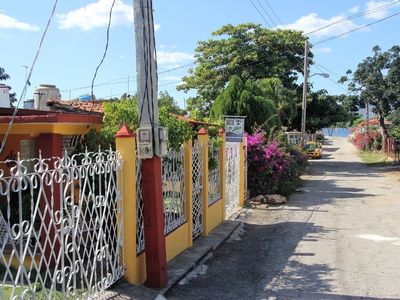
(299, 90, 351, 133)
(158, 90, 186, 115)
(210, 75, 279, 133)
(178, 23, 311, 118)
(340, 45, 400, 151)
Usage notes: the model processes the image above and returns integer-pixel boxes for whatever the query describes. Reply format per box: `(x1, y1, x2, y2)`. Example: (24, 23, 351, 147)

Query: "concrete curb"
(102, 220, 242, 299)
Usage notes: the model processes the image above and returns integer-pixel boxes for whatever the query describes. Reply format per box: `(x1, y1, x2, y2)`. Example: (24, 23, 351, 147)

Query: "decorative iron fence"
(136, 157, 145, 254)
(162, 147, 186, 235)
(0, 149, 124, 299)
(225, 143, 240, 218)
(192, 142, 203, 239)
(208, 144, 221, 206)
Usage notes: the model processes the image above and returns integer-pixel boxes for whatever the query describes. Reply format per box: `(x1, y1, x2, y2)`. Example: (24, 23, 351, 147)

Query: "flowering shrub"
(349, 129, 381, 150)
(247, 131, 307, 197)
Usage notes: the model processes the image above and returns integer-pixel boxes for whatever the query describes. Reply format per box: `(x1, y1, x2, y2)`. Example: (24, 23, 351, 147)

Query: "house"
(0, 107, 103, 167)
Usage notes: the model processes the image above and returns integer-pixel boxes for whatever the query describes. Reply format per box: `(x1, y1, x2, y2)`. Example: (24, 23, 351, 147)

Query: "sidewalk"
(101, 220, 241, 299)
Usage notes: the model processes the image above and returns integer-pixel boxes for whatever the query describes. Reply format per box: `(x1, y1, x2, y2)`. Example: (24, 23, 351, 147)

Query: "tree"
(0, 67, 17, 107)
(340, 45, 400, 152)
(158, 90, 185, 115)
(210, 75, 278, 133)
(257, 78, 297, 127)
(304, 90, 350, 132)
(178, 23, 311, 118)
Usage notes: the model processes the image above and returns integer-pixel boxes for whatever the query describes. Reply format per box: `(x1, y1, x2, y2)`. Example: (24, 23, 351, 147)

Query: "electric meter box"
(154, 126, 168, 157)
(136, 126, 154, 159)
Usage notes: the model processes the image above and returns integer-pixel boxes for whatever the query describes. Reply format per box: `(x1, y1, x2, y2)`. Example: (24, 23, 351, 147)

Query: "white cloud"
(0, 12, 39, 31)
(348, 5, 360, 13)
(315, 47, 332, 53)
(281, 13, 363, 39)
(157, 51, 193, 65)
(365, 0, 400, 20)
(58, 0, 160, 31)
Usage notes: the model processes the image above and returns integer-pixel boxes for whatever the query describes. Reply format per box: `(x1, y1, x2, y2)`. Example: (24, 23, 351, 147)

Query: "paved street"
(167, 137, 400, 300)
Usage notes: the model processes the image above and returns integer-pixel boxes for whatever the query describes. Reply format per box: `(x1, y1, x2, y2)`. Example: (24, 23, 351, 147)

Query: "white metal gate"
(192, 142, 203, 239)
(0, 150, 124, 299)
(225, 142, 240, 218)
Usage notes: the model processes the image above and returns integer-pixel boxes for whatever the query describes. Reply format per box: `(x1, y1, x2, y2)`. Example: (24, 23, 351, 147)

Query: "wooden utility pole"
(301, 40, 309, 147)
(133, 0, 167, 288)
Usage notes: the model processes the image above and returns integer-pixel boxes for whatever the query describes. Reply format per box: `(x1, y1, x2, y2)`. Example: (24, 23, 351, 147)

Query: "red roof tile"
(47, 99, 105, 114)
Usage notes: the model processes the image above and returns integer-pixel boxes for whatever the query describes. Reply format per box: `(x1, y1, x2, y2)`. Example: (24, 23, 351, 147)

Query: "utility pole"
(300, 40, 309, 147)
(134, 0, 167, 288)
(21, 65, 28, 101)
(127, 74, 130, 96)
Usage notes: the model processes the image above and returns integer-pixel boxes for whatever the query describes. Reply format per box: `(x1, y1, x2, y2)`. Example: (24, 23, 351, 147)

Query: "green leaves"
(178, 23, 310, 117)
(210, 75, 279, 134)
(159, 106, 192, 151)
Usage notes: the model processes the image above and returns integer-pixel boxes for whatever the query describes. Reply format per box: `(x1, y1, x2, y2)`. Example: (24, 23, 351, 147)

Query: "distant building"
(0, 84, 10, 108)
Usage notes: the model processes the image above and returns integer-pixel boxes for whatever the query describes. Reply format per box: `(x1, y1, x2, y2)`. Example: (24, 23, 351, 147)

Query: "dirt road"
(167, 137, 400, 300)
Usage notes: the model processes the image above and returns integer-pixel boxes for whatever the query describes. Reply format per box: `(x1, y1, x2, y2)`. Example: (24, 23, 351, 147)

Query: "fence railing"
(136, 157, 145, 254)
(0, 149, 124, 299)
(208, 145, 221, 206)
(384, 137, 400, 162)
(162, 147, 186, 235)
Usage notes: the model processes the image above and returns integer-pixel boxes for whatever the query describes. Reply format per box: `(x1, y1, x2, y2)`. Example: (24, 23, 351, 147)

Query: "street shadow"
(262, 289, 400, 299)
(167, 222, 335, 300)
(323, 147, 340, 153)
(307, 160, 385, 177)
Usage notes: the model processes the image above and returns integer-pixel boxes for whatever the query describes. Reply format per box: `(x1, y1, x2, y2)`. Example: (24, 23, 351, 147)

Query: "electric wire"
(62, 0, 400, 99)
(306, 0, 400, 36)
(90, 0, 116, 101)
(0, 0, 59, 155)
(314, 10, 400, 45)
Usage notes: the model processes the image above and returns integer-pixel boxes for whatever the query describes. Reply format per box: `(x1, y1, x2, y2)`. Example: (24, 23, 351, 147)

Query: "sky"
(1, 0, 400, 109)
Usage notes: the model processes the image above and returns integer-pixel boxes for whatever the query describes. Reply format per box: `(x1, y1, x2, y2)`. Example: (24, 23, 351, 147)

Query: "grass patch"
(1, 285, 87, 299)
(359, 150, 392, 165)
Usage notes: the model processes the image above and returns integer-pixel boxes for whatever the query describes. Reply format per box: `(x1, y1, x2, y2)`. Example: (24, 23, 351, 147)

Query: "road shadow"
(167, 221, 335, 300)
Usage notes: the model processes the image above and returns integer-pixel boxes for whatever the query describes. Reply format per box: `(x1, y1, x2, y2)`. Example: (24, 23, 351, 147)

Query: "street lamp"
(300, 72, 330, 146)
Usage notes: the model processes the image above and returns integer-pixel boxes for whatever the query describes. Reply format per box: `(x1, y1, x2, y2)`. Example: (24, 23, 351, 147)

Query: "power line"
(0, 0, 59, 155)
(249, 0, 272, 27)
(250, 0, 350, 95)
(314, 10, 400, 45)
(90, 0, 116, 100)
(306, 0, 400, 35)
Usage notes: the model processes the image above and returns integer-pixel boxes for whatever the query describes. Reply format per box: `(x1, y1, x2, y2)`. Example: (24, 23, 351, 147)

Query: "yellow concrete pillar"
(184, 141, 193, 246)
(239, 141, 245, 207)
(115, 125, 144, 284)
(198, 128, 209, 236)
(218, 129, 226, 220)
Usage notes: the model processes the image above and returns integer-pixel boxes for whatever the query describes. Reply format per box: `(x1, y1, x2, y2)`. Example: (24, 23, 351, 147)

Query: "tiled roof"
(47, 99, 105, 114)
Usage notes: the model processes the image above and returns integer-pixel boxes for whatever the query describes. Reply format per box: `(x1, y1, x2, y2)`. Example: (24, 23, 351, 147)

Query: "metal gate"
(225, 142, 240, 218)
(0, 150, 124, 299)
(192, 141, 203, 239)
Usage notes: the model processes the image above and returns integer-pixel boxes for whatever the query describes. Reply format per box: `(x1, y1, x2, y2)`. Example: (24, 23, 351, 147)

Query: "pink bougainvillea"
(247, 131, 307, 196)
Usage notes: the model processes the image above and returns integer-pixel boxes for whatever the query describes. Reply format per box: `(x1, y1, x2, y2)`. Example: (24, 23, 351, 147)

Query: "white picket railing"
(208, 145, 221, 206)
(0, 149, 124, 299)
(225, 143, 240, 218)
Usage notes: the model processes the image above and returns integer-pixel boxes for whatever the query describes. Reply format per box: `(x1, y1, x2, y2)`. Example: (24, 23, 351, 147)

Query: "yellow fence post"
(115, 125, 142, 284)
(239, 140, 245, 207)
(198, 128, 209, 236)
(219, 129, 226, 220)
(184, 141, 193, 247)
